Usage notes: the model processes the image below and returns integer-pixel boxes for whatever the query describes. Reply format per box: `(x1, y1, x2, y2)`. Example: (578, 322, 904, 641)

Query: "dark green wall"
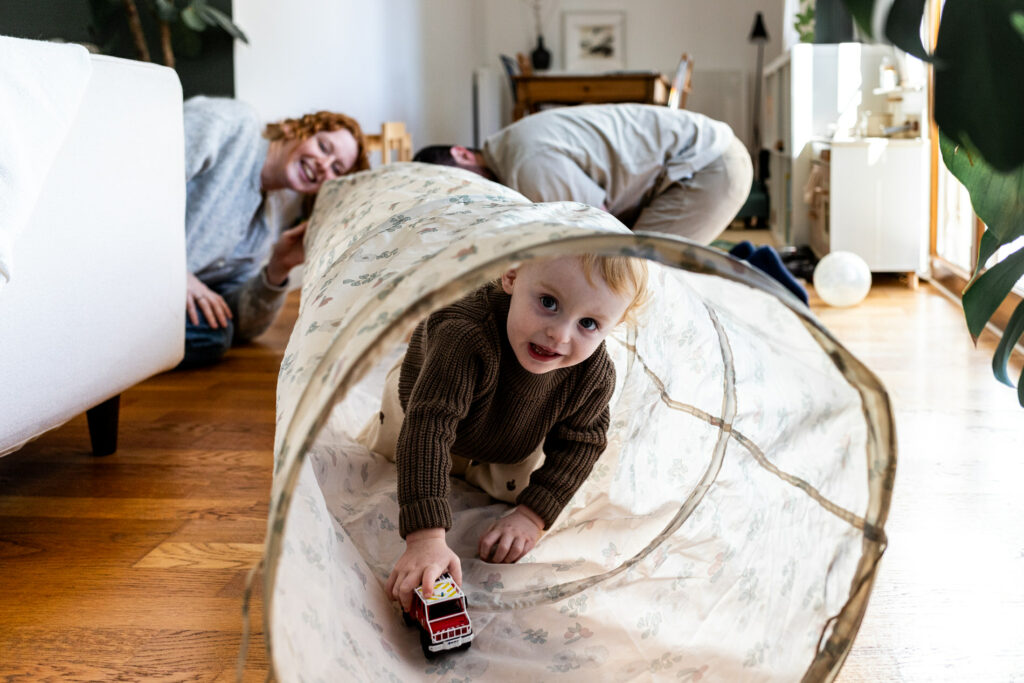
(0, 0, 235, 99)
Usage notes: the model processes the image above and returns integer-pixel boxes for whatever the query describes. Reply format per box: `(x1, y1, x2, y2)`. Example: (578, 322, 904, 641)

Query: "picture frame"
(562, 11, 626, 73)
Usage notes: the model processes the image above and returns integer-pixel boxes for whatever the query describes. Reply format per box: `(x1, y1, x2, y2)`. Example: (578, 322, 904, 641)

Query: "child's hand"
(478, 505, 544, 564)
(386, 528, 462, 613)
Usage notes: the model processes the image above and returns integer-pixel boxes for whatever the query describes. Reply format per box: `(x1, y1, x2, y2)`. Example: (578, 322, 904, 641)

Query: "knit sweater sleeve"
(182, 97, 268, 278)
(221, 266, 290, 342)
(517, 351, 615, 528)
(396, 316, 495, 537)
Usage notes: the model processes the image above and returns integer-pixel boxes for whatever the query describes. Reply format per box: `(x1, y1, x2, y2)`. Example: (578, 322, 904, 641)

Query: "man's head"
(413, 145, 496, 181)
(500, 254, 649, 374)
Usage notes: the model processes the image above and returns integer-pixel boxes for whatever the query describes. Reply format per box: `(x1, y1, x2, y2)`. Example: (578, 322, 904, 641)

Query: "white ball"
(813, 251, 872, 307)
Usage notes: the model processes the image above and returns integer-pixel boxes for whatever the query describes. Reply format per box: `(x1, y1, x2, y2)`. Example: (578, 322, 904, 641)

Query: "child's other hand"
(478, 505, 544, 564)
(386, 528, 462, 613)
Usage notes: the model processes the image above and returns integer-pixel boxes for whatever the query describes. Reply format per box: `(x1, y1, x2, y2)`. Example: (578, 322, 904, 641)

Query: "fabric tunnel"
(256, 163, 895, 682)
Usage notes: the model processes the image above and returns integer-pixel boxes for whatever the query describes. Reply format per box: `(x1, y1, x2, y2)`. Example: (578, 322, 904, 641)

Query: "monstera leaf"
(843, 0, 1024, 405)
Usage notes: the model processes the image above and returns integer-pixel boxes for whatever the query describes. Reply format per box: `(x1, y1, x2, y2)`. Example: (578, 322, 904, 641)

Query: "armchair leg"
(86, 395, 120, 456)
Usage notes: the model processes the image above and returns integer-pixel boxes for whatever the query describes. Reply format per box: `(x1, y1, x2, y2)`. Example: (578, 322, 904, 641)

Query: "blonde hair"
(577, 253, 650, 328)
(264, 111, 370, 173)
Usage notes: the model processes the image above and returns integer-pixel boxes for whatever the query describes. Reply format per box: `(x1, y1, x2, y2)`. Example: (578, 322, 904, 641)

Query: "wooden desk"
(512, 72, 668, 120)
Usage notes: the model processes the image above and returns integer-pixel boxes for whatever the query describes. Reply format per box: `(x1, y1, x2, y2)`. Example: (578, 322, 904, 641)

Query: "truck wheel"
(419, 629, 437, 659)
(402, 610, 415, 627)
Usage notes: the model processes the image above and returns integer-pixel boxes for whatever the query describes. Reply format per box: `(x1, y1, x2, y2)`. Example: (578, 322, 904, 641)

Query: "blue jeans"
(178, 277, 244, 369)
(179, 314, 235, 368)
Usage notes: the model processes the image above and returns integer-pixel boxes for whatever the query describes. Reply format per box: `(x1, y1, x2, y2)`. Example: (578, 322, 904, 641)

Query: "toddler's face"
(501, 256, 631, 374)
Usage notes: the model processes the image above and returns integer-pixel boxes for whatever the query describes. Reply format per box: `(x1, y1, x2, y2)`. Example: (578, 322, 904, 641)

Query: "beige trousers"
(632, 136, 754, 245)
(358, 360, 545, 504)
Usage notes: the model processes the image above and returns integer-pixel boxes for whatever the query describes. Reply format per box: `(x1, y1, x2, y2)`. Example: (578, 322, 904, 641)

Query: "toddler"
(363, 253, 648, 611)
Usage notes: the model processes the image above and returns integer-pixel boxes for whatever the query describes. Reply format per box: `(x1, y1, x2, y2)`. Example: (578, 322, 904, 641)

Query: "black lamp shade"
(749, 12, 769, 42)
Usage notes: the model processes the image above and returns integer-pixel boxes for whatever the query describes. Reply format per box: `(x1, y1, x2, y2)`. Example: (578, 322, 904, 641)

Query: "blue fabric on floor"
(728, 241, 809, 305)
(728, 240, 755, 261)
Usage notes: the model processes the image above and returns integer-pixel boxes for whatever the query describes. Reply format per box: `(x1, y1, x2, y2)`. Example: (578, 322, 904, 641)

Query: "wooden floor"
(2, 271, 1021, 681)
(0, 296, 297, 681)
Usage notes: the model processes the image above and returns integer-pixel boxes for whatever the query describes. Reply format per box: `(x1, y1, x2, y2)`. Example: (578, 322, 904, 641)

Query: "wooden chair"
(666, 53, 694, 109)
(364, 121, 413, 165)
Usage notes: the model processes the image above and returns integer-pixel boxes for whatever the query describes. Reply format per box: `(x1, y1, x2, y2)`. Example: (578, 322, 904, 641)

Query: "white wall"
(234, 1, 783, 154)
(234, 0, 481, 156)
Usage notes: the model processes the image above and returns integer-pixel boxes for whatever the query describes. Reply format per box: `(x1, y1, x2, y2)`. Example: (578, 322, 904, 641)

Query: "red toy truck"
(402, 572, 474, 658)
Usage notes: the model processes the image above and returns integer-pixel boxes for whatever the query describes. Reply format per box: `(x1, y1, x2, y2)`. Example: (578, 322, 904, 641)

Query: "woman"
(181, 96, 369, 367)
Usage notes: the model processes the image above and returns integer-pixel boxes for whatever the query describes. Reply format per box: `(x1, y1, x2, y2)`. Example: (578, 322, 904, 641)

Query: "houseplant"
(88, 0, 246, 69)
(843, 0, 1024, 405)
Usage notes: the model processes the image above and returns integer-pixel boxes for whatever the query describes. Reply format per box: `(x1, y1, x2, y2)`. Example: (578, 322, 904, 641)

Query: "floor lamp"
(749, 12, 769, 178)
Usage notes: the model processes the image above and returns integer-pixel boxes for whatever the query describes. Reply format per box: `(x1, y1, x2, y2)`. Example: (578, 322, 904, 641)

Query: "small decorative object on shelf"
(524, 0, 552, 71)
(531, 35, 552, 71)
(402, 572, 474, 659)
(878, 56, 899, 91)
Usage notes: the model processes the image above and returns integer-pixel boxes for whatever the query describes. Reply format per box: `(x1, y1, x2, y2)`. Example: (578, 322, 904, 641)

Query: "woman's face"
(280, 128, 359, 194)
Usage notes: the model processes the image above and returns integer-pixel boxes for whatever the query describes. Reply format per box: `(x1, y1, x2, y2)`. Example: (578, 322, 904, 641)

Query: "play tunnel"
(254, 163, 894, 682)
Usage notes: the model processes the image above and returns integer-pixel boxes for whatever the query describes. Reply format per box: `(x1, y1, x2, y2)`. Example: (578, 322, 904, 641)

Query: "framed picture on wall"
(562, 11, 625, 73)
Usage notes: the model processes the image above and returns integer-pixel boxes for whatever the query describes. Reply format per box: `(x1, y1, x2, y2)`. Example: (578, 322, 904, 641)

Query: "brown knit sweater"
(395, 283, 615, 537)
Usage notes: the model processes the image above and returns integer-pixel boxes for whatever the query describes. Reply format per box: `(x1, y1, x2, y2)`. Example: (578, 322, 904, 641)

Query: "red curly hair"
(264, 111, 370, 173)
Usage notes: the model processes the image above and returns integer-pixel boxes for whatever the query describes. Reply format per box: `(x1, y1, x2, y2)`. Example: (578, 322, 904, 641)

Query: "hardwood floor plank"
(1, 628, 267, 682)
(0, 596, 263, 631)
(134, 542, 264, 570)
(0, 496, 268, 521)
(123, 630, 268, 677)
(10, 447, 272, 468)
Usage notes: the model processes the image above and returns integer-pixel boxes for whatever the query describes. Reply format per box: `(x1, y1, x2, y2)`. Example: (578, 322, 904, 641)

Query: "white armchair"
(0, 43, 185, 456)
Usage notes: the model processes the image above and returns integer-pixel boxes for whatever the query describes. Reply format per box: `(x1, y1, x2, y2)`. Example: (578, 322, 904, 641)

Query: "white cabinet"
(823, 138, 929, 278)
(763, 43, 909, 247)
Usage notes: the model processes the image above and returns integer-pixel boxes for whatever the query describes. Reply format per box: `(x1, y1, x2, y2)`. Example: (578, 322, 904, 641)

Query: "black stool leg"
(86, 395, 120, 456)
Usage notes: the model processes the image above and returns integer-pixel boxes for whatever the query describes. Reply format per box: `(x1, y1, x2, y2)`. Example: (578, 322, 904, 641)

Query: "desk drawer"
(520, 78, 663, 104)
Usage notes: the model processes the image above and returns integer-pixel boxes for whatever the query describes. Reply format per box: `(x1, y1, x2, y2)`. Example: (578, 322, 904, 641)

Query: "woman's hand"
(266, 221, 308, 286)
(186, 272, 232, 329)
(386, 528, 462, 613)
(478, 505, 544, 564)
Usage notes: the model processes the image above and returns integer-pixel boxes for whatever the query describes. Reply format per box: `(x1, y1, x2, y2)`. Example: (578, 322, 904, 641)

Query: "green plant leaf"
(843, 0, 877, 37)
(962, 247, 1024, 341)
(940, 132, 1024, 246)
(194, 3, 249, 43)
(885, 0, 931, 60)
(975, 230, 1002, 277)
(991, 300, 1024, 391)
(154, 0, 177, 22)
(174, 20, 203, 58)
(934, 0, 1024, 173)
(180, 5, 206, 31)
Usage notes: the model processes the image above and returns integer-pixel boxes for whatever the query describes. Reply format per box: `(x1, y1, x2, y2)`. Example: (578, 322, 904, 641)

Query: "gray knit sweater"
(183, 96, 289, 341)
(396, 283, 615, 537)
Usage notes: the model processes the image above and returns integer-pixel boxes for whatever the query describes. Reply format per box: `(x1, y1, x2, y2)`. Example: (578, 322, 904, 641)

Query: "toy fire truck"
(402, 572, 474, 658)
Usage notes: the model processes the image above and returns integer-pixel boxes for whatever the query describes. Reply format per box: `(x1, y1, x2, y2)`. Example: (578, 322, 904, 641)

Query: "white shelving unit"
(762, 43, 905, 247)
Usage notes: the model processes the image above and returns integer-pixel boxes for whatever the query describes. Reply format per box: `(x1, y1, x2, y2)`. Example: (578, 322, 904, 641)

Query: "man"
(413, 103, 752, 245)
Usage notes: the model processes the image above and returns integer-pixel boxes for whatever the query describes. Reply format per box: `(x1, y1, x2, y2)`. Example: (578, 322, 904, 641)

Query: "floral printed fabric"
(264, 163, 894, 682)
